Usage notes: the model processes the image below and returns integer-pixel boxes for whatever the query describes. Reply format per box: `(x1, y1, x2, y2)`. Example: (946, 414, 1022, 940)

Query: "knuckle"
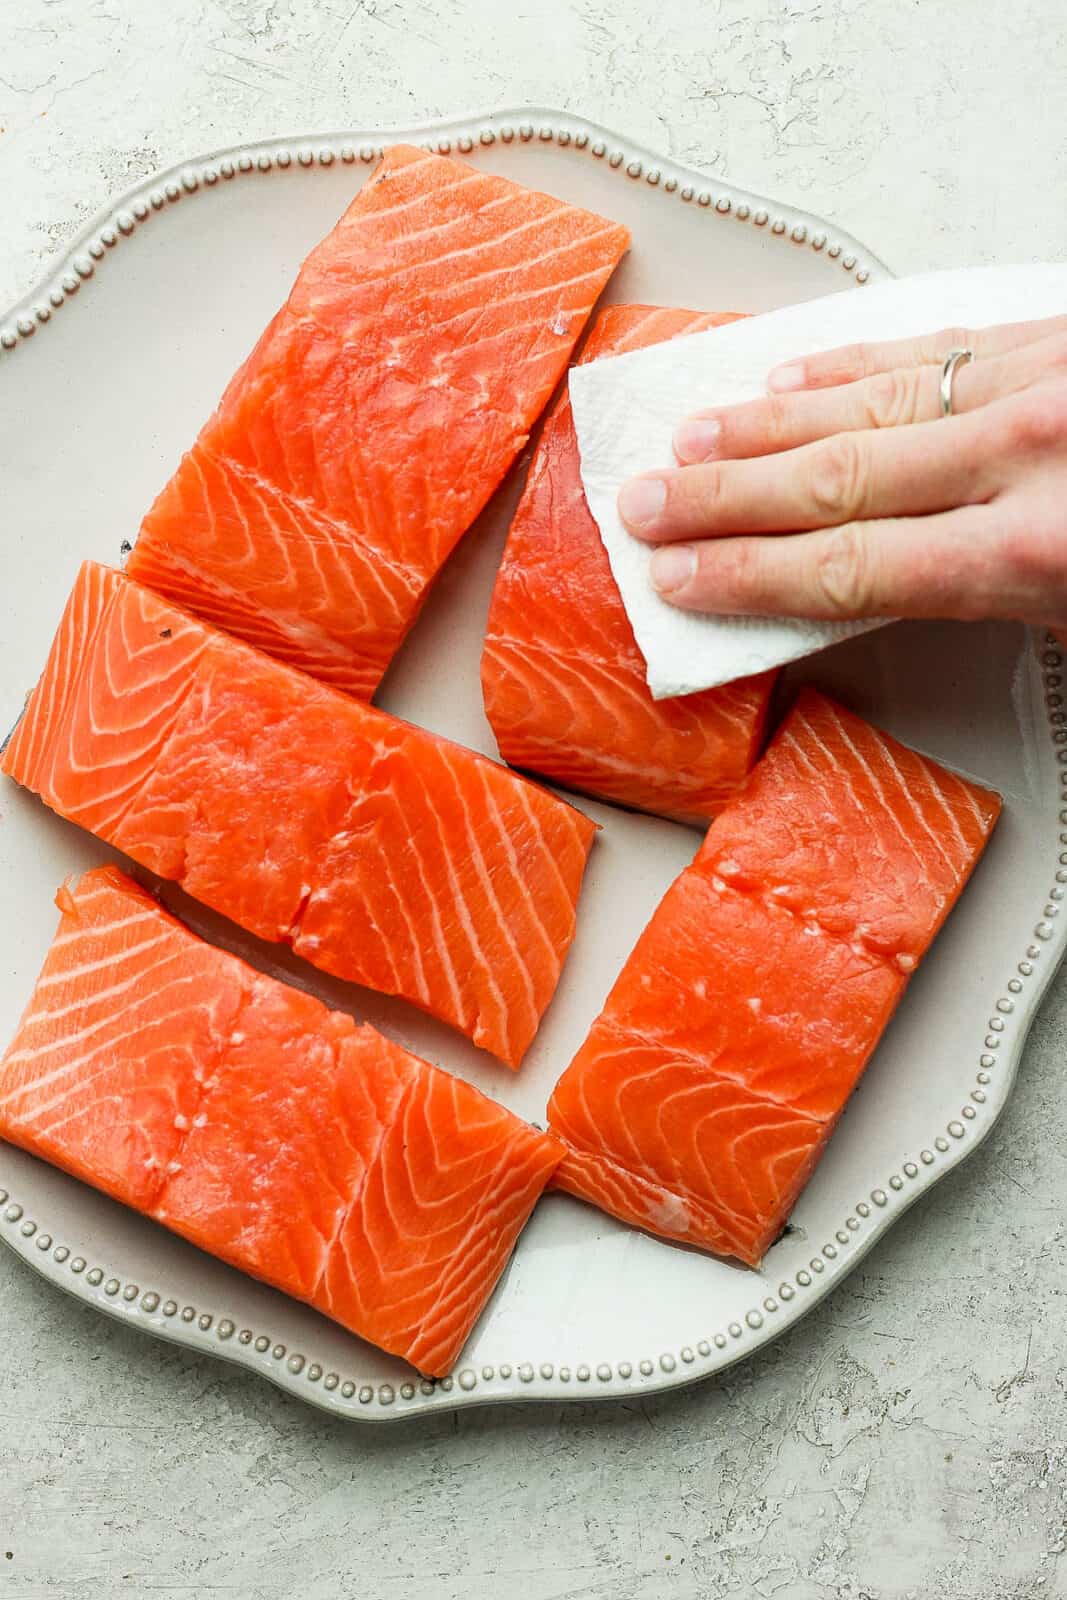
(715, 538, 770, 610)
(998, 520, 1066, 590)
(810, 342, 867, 384)
(687, 462, 725, 519)
(925, 325, 973, 362)
(763, 392, 795, 446)
(1044, 332, 1067, 373)
(999, 385, 1067, 452)
(807, 435, 866, 521)
(862, 368, 920, 429)
(835, 342, 868, 378)
(813, 525, 875, 616)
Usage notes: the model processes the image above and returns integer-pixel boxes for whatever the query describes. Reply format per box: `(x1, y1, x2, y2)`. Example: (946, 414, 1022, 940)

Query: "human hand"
(616, 314, 1067, 645)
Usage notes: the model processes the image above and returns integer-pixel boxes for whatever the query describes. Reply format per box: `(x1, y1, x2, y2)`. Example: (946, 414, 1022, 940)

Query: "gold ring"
(940, 347, 975, 417)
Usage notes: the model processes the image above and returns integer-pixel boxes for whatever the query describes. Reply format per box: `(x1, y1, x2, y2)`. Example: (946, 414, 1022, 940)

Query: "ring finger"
(767, 313, 1067, 392)
(673, 333, 1067, 464)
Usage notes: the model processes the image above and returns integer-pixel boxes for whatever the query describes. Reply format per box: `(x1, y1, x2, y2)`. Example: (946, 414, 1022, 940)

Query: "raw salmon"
(0, 866, 561, 1375)
(127, 144, 630, 700)
(482, 304, 776, 822)
(548, 690, 1001, 1264)
(2, 562, 597, 1068)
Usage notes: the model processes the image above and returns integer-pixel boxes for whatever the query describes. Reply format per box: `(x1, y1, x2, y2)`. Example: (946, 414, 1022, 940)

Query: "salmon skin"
(126, 144, 630, 702)
(548, 690, 1002, 1265)
(0, 867, 561, 1375)
(1, 562, 597, 1068)
(482, 304, 776, 823)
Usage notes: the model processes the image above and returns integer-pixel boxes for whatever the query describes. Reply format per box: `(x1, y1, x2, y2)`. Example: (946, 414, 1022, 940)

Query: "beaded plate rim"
(1, 109, 1054, 1422)
(0, 105, 889, 353)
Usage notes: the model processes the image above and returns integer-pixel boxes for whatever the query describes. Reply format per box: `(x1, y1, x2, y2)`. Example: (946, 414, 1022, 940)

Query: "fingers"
(673, 365, 946, 463)
(767, 313, 1067, 393)
(647, 506, 1011, 622)
(638, 372, 1067, 632)
(621, 409, 998, 544)
(674, 331, 1067, 464)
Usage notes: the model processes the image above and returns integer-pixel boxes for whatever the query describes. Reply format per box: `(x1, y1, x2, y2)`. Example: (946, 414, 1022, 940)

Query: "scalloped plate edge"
(0, 105, 891, 352)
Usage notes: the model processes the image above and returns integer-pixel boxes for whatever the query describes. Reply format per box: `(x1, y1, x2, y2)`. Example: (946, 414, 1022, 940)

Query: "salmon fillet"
(481, 304, 776, 822)
(0, 866, 561, 1375)
(2, 562, 597, 1068)
(127, 144, 630, 700)
(548, 690, 1001, 1264)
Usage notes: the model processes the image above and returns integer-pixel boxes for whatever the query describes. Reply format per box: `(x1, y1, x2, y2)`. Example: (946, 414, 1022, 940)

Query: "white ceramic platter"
(1, 109, 1062, 1423)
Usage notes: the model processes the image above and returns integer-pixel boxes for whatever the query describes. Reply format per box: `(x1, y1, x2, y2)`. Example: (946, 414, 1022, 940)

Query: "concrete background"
(1, 2, 1065, 1596)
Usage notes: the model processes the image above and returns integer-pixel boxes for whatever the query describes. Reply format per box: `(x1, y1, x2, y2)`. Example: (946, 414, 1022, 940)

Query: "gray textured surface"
(1, 2, 1065, 1595)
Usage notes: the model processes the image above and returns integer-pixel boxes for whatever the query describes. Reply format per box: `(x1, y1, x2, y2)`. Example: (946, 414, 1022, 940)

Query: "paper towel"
(569, 262, 1067, 699)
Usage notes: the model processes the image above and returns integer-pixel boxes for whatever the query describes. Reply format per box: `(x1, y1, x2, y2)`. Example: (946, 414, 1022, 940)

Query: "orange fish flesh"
(0, 866, 561, 1375)
(482, 303, 776, 823)
(128, 144, 630, 701)
(548, 690, 1001, 1265)
(2, 562, 597, 1068)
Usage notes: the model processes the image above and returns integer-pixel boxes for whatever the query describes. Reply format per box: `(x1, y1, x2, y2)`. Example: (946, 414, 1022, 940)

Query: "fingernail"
(767, 362, 806, 393)
(673, 417, 723, 463)
(650, 545, 697, 595)
(618, 475, 667, 530)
